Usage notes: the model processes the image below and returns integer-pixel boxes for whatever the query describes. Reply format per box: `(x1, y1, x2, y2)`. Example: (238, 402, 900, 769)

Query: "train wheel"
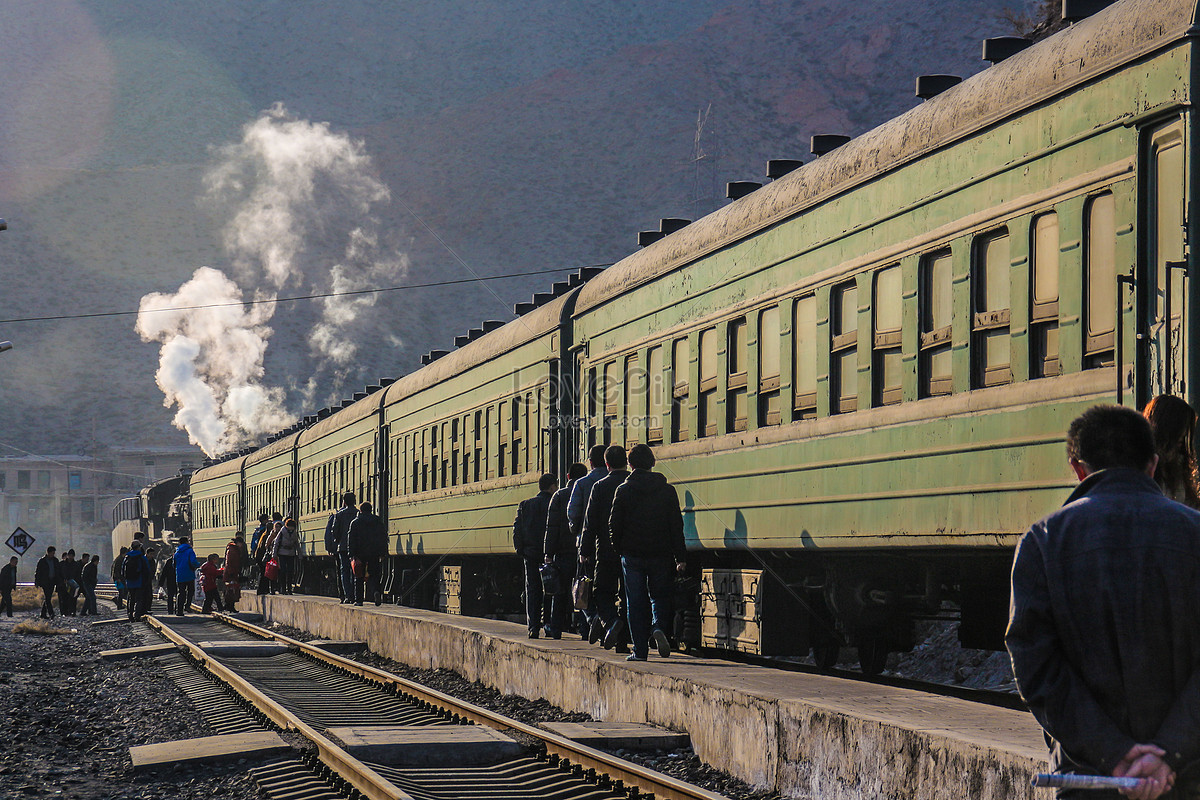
(812, 640, 839, 669)
(857, 638, 889, 676)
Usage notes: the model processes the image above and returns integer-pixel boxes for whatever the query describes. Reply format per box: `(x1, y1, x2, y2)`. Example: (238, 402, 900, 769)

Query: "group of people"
(249, 513, 300, 596)
(516, 442, 686, 662)
(322, 493, 388, 607)
(28, 548, 101, 618)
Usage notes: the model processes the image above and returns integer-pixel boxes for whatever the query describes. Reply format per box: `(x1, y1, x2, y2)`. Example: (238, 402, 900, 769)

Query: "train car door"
(1137, 119, 1188, 405)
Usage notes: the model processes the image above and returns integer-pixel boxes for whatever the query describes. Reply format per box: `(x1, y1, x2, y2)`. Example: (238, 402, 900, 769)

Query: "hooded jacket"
(609, 470, 686, 561)
(174, 542, 200, 583)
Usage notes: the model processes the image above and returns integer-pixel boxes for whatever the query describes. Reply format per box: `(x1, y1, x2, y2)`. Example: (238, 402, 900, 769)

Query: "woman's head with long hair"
(1143, 394, 1200, 508)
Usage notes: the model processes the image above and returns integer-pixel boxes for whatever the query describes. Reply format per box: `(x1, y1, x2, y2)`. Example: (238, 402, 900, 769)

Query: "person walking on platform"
(158, 551, 177, 614)
(35, 546, 59, 619)
(112, 547, 128, 609)
(568, 444, 609, 642)
(58, 550, 78, 616)
(610, 444, 686, 662)
(347, 501, 388, 606)
(122, 542, 151, 621)
(544, 462, 588, 638)
(1007, 405, 1200, 800)
(1143, 394, 1200, 509)
(1, 556, 17, 617)
(255, 522, 280, 596)
(80, 554, 99, 616)
(142, 547, 158, 614)
(199, 554, 225, 613)
(224, 534, 244, 611)
(329, 493, 359, 604)
(582, 446, 631, 651)
(272, 518, 300, 595)
(514, 474, 557, 638)
(173, 536, 200, 616)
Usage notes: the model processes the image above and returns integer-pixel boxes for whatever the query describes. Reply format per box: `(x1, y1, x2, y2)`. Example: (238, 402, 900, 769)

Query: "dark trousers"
(523, 557, 544, 633)
(354, 557, 383, 605)
(0, 589, 11, 617)
(58, 584, 75, 616)
(547, 552, 577, 633)
(339, 552, 354, 602)
(127, 584, 147, 620)
(201, 586, 224, 613)
(176, 580, 195, 615)
(40, 585, 55, 617)
(79, 585, 97, 615)
(256, 561, 271, 595)
(116, 583, 126, 609)
(621, 555, 675, 659)
(593, 555, 624, 628)
(164, 583, 176, 614)
(277, 555, 294, 594)
(142, 583, 153, 615)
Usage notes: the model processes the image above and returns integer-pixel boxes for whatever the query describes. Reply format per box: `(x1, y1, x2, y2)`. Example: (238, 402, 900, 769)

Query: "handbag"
(572, 575, 591, 611)
(264, 558, 280, 581)
(539, 561, 561, 595)
(351, 558, 366, 579)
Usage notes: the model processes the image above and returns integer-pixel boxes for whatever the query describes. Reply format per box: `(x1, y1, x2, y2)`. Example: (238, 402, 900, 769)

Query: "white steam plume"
(137, 104, 406, 456)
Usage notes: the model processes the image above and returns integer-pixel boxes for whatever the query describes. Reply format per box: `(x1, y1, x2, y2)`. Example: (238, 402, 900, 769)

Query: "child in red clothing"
(200, 554, 225, 614)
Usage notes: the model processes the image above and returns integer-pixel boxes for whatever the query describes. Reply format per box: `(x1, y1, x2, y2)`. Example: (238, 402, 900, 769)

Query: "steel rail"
(144, 614, 416, 800)
(211, 611, 732, 800)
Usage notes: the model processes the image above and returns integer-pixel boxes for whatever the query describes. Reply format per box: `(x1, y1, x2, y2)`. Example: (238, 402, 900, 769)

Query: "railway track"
(144, 611, 733, 800)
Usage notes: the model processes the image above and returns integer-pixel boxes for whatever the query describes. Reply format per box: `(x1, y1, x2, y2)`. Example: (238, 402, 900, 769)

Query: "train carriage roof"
(575, 0, 1199, 316)
(244, 430, 300, 469)
(190, 453, 245, 484)
(298, 390, 385, 447)
(382, 291, 572, 406)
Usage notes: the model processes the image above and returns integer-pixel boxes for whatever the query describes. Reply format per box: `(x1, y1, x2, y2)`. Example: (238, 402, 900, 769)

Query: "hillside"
(0, 0, 1029, 455)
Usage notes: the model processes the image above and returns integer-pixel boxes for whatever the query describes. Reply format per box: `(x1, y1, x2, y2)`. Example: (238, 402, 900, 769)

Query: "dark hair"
(628, 443, 656, 471)
(208, 553, 220, 560)
(177, 536, 189, 544)
(567, 462, 588, 482)
(91, 554, 99, 562)
(1067, 405, 1156, 472)
(272, 511, 283, 521)
(1144, 394, 1200, 507)
(358, 502, 372, 514)
(588, 444, 607, 468)
(538, 473, 558, 492)
(604, 445, 628, 469)
(46, 546, 56, 554)
(342, 491, 357, 507)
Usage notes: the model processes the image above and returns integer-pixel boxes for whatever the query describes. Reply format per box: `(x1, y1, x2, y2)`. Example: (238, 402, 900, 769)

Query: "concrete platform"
(243, 594, 1046, 800)
(327, 724, 524, 766)
(129, 731, 291, 770)
(543, 721, 690, 750)
(100, 643, 177, 661)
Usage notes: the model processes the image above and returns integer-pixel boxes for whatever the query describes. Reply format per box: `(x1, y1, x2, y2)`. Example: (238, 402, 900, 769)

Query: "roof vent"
(1062, 0, 1115, 21)
(577, 266, 605, 281)
(533, 291, 555, 306)
(811, 135, 850, 156)
(514, 301, 536, 315)
(420, 352, 433, 365)
(638, 230, 666, 247)
(660, 218, 691, 234)
(366, 384, 382, 393)
(351, 391, 366, 401)
(466, 327, 484, 342)
(551, 280, 571, 296)
(766, 159, 803, 179)
(379, 377, 397, 386)
(982, 36, 1031, 64)
(483, 320, 505, 333)
(915, 75, 962, 99)
(454, 334, 471, 347)
(317, 408, 332, 419)
(726, 181, 761, 200)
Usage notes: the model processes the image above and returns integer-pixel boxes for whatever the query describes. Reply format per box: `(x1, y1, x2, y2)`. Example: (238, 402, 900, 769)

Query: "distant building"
(0, 446, 200, 581)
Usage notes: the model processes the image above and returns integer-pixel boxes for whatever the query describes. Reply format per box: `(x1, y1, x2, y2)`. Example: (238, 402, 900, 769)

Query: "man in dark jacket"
(346, 501, 388, 606)
(59, 550, 78, 616)
(567, 445, 608, 541)
(173, 537, 200, 616)
(329, 493, 359, 604)
(122, 541, 151, 621)
(610, 444, 686, 661)
(112, 547, 128, 609)
(159, 553, 178, 614)
(514, 473, 557, 638)
(80, 554, 99, 616)
(1, 556, 17, 617)
(1007, 405, 1200, 800)
(34, 546, 59, 619)
(544, 462, 588, 638)
(582, 445, 631, 650)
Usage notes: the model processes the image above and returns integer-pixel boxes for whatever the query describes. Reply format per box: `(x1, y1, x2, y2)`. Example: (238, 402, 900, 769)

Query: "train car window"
(920, 250, 954, 397)
(497, 401, 508, 478)
(512, 397, 523, 475)
(1031, 213, 1061, 378)
(624, 356, 639, 446)
(758, 306, 781, 426)
(449, 418, 459, 486)
(647, 345, 665, 444)
(793, 296, 817, 418)
(672, 337, 691, 442)
(440, 421, 450, 487)
(728, 317, 749, 432)
(873, 265, 903, 406)
(973, 230, 1012, 387)
(831, 281, 858, 414)
(1084, 192, 1117, 367)
(474, 410, 483, 483)
(699, 327, 719, 436)
(603, 361, 619, 445)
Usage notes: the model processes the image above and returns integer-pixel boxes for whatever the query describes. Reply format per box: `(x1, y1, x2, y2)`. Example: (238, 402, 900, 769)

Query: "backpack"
(123, 552, 143, 584)
(323, 513, 338, 553)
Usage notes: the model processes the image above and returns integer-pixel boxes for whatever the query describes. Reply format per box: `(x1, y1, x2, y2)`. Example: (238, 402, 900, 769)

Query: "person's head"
(131, 541, 144, 551)
(133, 531, 145, 541)
(177, 536, 189, 545)
(259, 513, 269, 524)
(628, 443, 656, 471)
(46, 546, 56, 557)
(358, 501, 373, 515)
(235, 534, 245, 542)
(146, 548, 156, 559)
(1066, 405, 1157, 479)
(604, 445, 628, 470)
(284, 517, 296, 528)
(538, 473, 558, 493)
(567, 462, 587, 483)
(588, 444, 607, 469)
(119, 546, 128, 555)
(1144, 395, 1197, 457)
(90, 555, 99, 564)
(9, 556, 18, 566)
(208, 553, 219, 562)
(80, 552, 88, 561)
(272, 511, 283, 522)
(342, 491, 356, 508)
(63, 550, 73, 560)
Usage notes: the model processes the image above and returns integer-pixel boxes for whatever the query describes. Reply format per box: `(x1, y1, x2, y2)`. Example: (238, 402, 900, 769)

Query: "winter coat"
(513, 491, 553, 560)
(199, 561, 221, 592)
(609, 469, 686, 561)
(543, 482, 576, 558)
(0, 563, 17, 592)
(330, 505, 359, 553)
(223, 541, 242, 580)
(81, 560, 98, 590)
(567, 467, 608, 536)
(272, 524, 300, 558)
(580, 470, 628, 562)
(346, 511, 388, 560)
(111, 553, 126, 582)
(34, 555, 59, 589)
(122, 550, 149, 591)
(174, 542, 200, 583)
(158, 556, 177, 590)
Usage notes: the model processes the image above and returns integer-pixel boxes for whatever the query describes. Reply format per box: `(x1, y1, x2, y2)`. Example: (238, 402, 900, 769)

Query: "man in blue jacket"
(173, 536, 200, 616)
(1008, 405, 1200, 800)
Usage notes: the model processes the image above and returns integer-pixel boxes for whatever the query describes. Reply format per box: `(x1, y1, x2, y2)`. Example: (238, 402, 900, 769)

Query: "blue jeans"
(621, 555, 675, 659)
